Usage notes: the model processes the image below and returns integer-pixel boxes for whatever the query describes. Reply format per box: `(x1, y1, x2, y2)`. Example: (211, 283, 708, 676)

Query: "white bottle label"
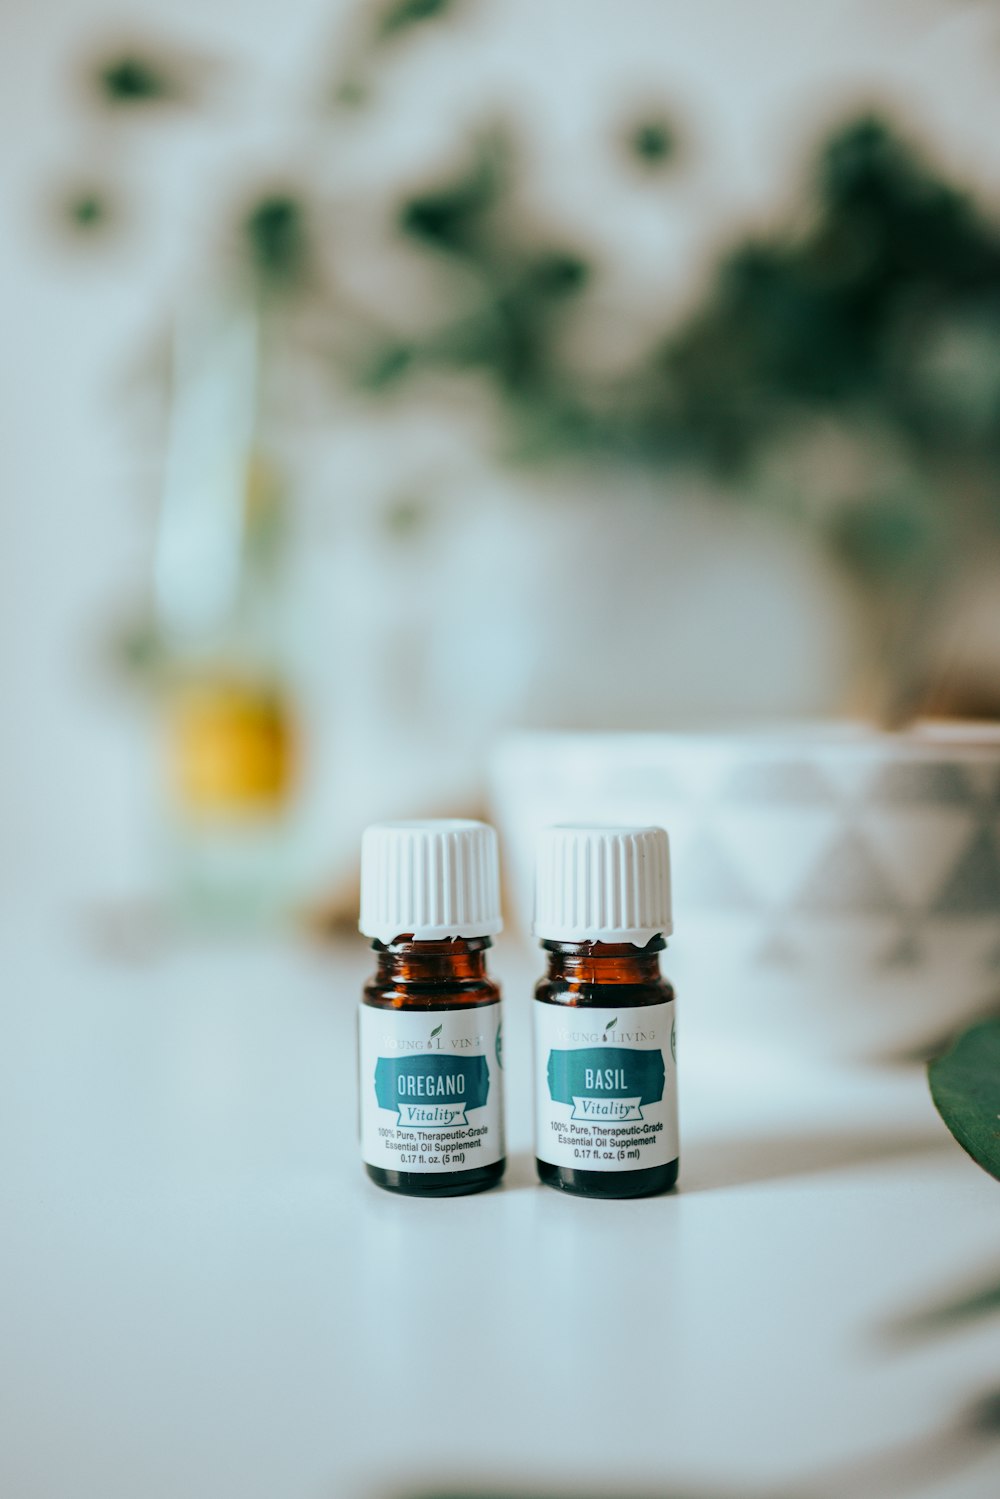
(533, 1000, 678, 1171)
(359, 1003, 505, 1173)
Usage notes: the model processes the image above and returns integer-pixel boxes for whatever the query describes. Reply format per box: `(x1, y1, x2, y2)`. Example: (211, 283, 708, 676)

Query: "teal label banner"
(374, 1054, 489, 1129)
(547, 1046, 664, 1122)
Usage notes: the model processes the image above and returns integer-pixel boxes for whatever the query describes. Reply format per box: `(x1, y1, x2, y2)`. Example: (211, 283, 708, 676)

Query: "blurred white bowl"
(489, 724, 1000, 1062)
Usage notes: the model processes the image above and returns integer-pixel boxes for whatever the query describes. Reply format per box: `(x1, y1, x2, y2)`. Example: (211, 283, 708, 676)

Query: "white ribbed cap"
(359, 819, 503, 943)
(533, 825, 672, 944)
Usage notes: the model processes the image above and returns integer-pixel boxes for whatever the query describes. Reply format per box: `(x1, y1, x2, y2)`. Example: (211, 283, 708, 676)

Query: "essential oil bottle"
(358, 819, 505, 1196)
(532, 825, 678, 1198)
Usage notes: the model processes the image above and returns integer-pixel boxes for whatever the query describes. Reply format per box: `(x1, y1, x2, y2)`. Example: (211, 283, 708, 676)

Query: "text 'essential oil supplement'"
(533, 825, 678, 1198)
(358, 819, 505, 1196)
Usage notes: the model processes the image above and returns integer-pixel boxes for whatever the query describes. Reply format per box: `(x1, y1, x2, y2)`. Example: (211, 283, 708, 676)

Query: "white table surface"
(2, 918, 999, 1499)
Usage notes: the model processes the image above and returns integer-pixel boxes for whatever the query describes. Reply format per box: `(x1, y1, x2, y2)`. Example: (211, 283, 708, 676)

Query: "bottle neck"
(372, 936, 492, 987)
(541, 938, 664, 987)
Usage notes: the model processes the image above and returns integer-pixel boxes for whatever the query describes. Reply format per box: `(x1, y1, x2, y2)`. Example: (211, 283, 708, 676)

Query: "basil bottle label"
(533, 1001, 678, 1171)
(359, 1003, 504, 1172)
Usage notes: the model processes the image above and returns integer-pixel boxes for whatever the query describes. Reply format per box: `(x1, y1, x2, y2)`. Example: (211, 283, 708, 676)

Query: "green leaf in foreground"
(430, 1024, 442, 1038)
(928, 1019, 1000, 1182)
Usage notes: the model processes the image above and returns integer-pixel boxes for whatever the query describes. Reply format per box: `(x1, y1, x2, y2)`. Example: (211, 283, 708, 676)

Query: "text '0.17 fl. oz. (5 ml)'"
(358, 819, 506, 1196)
(533, 825, 679, 1198)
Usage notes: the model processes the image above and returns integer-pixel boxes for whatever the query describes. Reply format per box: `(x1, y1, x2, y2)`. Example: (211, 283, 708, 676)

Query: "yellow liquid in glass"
(168, 680, 294, 819)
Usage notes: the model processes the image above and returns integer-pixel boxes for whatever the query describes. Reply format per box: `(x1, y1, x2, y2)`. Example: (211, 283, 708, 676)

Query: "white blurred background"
(5, 11, 1000, 1499)
(4, 0, 1000, 921)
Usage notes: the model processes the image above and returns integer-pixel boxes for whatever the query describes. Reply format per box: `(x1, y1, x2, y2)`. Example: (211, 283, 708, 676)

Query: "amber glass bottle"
(358, 822, 505, 1197)
(533, 826, 678, 1198)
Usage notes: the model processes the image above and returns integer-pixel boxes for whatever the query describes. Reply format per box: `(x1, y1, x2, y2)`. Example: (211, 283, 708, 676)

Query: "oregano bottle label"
(359, 1003, 504, 1173)
(358, 819, 506, 1196)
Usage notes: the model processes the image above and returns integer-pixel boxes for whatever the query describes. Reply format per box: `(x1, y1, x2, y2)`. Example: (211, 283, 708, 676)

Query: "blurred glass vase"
(153, 289, 299, 925)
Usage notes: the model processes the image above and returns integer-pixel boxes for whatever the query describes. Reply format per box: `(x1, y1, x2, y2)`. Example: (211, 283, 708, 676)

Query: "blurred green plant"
(334, 0, 460, 105)
(376, 0, 458, 42)
(890, 1272, 1000, 1339)
(399, 131, 505, 255)
(53, 14, 1000, 720)
(97, 54, 178, 103)
(243, 193, 311, 291)
(88, 45, 198, 107)
(651, 119, 1000, 471)
(405, 1381, 1000, 1496)
(869, 1021, 1000, 1371)
(626, 113, 682, 169)
(879, 1026, 1000, 1499)
(382, 116, 1000, 476)
(377, 112, 1000, 718)
(368, 126, 598, 432)
(61, 187, 116, 233)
